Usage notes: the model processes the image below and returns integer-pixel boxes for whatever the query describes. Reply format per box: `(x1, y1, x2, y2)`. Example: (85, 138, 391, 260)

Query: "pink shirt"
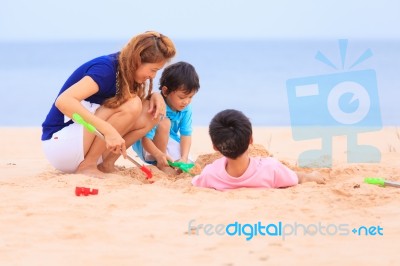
(191, 157, 298, 191)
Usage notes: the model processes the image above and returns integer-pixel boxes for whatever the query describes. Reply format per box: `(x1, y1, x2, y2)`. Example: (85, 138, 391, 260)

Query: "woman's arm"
(55, 76, 126, 156)
(147, 92, 166, 119)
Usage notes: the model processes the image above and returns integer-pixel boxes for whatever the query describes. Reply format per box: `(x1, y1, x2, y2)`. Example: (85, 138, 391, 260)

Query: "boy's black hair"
(209, 109, 252, 159)
(159, 61, 200, 94)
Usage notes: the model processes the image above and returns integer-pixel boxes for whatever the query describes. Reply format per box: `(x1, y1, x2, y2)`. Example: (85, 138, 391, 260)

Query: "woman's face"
(134, 61, 166, 83)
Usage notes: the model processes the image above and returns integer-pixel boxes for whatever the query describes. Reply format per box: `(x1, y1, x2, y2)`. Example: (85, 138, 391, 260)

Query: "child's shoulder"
(250, 156, 276, 163)
(250, 156, 284, 168)
(202, 156, 226, 172)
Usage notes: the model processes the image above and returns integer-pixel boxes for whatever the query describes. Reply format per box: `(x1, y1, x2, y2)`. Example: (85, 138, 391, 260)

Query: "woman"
(41, 31, 176, 178)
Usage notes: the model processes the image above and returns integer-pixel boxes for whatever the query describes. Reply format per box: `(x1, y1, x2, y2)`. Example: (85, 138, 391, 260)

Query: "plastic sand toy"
(75, 187, 98, 196)
(168, 161, 195, 174)
(364, 177, 400, 188)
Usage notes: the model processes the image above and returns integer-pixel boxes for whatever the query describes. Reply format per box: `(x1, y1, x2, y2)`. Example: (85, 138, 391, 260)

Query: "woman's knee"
(119, 97, 142, 120)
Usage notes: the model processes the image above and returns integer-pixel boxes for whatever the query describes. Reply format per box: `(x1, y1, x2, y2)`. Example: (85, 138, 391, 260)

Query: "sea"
(0, 39, 399, 127)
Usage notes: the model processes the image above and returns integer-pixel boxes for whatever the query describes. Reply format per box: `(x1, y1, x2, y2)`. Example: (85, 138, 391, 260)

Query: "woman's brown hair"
(104, 31, 176, 108)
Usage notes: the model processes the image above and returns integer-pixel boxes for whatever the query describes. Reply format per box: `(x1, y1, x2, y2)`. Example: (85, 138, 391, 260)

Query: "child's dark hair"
(159, 61, 200, 94)
(209, 109, 252, 159)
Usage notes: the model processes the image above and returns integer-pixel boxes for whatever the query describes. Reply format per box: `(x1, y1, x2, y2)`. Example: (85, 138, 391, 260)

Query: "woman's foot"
(98, 162, 119, 173)
(75, 165, 106, 179)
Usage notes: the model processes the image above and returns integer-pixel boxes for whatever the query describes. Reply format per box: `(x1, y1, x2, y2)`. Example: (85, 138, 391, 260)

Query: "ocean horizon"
(1, 38, 399, 127)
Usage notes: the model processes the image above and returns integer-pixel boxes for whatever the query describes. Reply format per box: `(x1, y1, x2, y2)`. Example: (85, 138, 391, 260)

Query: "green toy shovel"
(364, 177, 400, 188)
(168, 161, 195, 174)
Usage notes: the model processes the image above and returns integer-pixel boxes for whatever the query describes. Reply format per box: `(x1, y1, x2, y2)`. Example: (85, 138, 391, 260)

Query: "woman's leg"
(99, 100, 162, 172)
(76, 97, 142, 177)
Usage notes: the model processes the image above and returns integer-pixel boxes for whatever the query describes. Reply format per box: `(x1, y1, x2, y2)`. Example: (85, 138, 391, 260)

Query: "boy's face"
(162, 87, 196, 111)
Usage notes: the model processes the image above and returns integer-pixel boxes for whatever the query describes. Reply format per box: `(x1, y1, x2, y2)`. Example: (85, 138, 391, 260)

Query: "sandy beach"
(1, 126, 400, 265)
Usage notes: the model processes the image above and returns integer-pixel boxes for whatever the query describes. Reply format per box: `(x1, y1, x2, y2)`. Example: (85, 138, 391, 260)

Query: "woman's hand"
(148, 92, 166, 120)
(104, 129, 127, 158)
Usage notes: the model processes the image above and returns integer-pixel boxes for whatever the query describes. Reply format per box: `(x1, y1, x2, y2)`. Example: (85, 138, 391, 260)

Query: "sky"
(1, 0, 400, 41)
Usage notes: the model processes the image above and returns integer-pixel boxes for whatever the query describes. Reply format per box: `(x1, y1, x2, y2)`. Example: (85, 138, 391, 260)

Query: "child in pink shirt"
(191, 109, 325, 191)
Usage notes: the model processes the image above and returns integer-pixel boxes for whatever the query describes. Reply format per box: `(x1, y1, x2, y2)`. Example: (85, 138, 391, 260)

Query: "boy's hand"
(298, 171, 327, 184)
(155, 153, 173, 168)
(177, 157, 189, 163)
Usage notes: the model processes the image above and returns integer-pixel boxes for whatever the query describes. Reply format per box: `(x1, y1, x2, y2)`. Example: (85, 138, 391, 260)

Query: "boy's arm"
(179, 135, 191, 162)
(296, 171, 326, 184)
(142, 137, 170, 168)
(191, 165, 210, 188)
(271, 158, 326, 186)
(178, 106, 193, 162)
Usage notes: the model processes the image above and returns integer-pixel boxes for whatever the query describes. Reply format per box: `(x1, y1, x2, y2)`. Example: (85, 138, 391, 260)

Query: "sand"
(1, 127, 400, 265)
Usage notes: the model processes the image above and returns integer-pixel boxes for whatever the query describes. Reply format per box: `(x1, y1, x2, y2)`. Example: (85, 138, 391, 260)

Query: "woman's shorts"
(42, 101, 101, 173)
